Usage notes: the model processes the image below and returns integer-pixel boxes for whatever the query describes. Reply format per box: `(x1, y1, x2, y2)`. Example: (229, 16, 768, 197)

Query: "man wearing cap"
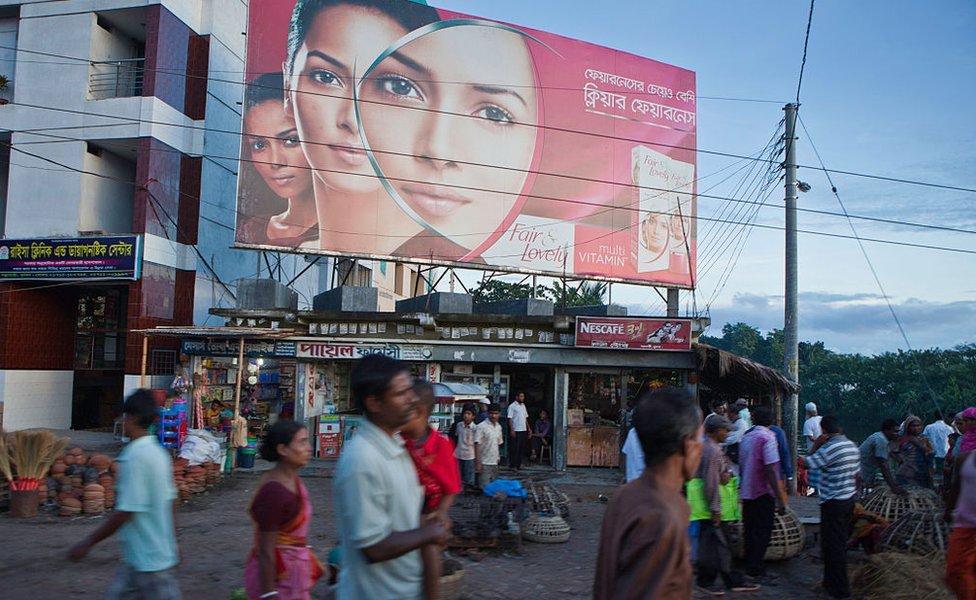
(803, 402, 823, 495)
(693, 414, 760, 595)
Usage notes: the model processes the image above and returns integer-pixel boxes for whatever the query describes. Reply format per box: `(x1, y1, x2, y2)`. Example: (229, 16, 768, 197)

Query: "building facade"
(0, 0, 419, 430)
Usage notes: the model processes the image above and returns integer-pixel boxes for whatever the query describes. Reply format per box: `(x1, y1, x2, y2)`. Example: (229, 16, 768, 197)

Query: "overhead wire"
(4, 135, 975, 261)
(797, 113, 947, 417)
(3, 43, 976, 193)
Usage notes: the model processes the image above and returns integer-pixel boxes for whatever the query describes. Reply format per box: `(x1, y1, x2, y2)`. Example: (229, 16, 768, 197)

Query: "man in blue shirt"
(69, 389, 181, 600)
(770, 423, 795, 488)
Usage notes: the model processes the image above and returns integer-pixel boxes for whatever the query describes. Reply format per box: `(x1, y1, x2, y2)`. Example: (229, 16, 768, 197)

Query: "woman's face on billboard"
(642, 213, 669, 256)
(287, 5, 408, 194)
(359, 26, 539, 250)
(244, 101, 312, 200)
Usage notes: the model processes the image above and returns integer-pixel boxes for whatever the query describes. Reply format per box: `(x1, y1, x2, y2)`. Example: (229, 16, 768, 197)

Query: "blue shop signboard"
(181, 339, 297, 358)
(0, 235, 143, 280)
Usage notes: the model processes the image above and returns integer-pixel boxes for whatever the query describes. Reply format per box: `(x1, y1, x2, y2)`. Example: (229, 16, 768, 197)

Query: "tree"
(469, 280, 545, 304)
(546, 281, 607, 307)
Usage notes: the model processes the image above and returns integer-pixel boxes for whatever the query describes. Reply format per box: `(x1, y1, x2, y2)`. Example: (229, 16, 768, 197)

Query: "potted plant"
(0, 74, 10, 105)
(2, 430, 68, 517)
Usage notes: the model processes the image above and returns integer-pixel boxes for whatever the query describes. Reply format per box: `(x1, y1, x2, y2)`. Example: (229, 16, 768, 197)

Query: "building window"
(150, 349, 177, 376)
(74, 288, 127, 370)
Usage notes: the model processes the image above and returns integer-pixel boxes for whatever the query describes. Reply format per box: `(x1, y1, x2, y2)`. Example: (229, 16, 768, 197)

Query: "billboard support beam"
(666, 288, 679, 317)
(783, 102, 800, 493)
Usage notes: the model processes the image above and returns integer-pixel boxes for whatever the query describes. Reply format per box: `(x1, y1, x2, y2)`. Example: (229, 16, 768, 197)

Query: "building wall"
(0, 370, 74, 430)
(79, 145, 136, 234)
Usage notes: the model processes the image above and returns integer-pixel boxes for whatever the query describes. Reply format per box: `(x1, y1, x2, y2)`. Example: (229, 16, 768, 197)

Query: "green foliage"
(546, 281, 607, 307)
(702, 322, 976, 442)
(0, 75, 8, 90)
(470, 280, 546, 304)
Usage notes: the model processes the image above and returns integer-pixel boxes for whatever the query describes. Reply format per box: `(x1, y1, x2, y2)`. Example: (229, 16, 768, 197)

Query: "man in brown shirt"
(594, 388, 703, 600)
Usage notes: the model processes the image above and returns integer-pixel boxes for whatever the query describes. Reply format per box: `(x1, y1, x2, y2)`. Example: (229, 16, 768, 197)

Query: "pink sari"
(244, 478, 324, 600)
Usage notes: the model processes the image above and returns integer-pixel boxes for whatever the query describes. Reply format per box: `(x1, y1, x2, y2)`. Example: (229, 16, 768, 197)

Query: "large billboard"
(235, 0, 697, 287)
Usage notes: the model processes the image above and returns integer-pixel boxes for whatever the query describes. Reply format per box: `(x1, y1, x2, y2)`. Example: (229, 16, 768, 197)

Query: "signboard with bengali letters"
(575, 317, 692, 351)
(0, 236, 142, 280)
(296, 342, 434, 361)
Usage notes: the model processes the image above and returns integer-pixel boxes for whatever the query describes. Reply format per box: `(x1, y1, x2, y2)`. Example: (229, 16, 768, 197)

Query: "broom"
(0, 432, 13, 484)
(7, 430, 69, 492)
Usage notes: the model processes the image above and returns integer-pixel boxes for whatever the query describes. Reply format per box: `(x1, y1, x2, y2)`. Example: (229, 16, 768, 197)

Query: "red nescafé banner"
(235, 0, 697, 287)
(575, 317, 692, 351)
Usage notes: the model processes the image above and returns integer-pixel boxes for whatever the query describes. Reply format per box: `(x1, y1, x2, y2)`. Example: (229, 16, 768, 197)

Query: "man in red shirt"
(402, 380, 461, 600)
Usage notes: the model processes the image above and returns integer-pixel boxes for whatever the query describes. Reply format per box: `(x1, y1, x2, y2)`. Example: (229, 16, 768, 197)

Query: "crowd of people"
(613, 396, 976, 599)
(61, 355, 975, 600)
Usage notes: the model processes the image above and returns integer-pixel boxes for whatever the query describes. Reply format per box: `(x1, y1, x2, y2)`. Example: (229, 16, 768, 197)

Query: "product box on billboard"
(318, 433, 342, 459)
(631, 146, 695, 275)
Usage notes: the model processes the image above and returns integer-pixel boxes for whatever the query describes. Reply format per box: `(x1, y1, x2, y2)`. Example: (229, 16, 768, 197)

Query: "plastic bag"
(483, 478, 527, 498)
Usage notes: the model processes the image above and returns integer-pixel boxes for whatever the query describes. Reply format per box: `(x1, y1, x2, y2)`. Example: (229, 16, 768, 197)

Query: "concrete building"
(0, 0, 419, 430)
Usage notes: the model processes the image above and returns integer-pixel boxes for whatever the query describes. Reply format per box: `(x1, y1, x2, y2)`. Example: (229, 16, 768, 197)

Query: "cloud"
(705, 292, 976, 354)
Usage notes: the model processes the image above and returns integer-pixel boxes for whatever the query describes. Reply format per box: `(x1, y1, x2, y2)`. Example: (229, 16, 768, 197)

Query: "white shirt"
(507, 401, 528, 432)
(803, 416, 823, 452)
(454, 421, 477, 461)
(725, 417, 749, 446)
(923, 421, 954, 458)
(335, 420, 424, 600)
(475, 420, 504, 466)
(622, 427, 645, 482)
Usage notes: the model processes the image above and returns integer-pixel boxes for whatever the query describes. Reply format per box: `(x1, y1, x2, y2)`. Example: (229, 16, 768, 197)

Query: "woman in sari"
(245, 420, 323, 600)
(891, 415, 935, 489)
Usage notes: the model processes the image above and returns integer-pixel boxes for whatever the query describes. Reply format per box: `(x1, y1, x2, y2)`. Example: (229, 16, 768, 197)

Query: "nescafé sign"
(0, 236, 143, 280)
(575, 317, 692, 351)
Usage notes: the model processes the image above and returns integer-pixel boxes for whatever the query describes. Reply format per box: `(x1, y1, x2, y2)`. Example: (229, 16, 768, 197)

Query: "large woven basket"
(862, 486, 941, 522)
(522, 514, 571, 543)
(880, 509, 949, 556)
(731, 508, 805, 561)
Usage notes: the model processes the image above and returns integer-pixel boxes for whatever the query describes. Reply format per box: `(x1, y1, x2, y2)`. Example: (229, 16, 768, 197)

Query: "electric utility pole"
(783, 103, 800, 477)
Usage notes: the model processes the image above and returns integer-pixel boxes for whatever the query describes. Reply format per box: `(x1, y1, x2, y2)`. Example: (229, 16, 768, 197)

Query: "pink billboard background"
(236, 0, 697, 287)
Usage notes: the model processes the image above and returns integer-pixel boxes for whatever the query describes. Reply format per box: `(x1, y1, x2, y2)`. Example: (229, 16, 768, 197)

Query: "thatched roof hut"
(694, 343, 799, 403)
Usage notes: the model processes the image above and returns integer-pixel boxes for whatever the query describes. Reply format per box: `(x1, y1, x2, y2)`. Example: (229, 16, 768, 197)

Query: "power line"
(796, 0, 816, 105)
(4, 137, 976, 265)
(3, 43, 976, 194)
(797, 114, 946, 418)
(7, 110, 975, 238)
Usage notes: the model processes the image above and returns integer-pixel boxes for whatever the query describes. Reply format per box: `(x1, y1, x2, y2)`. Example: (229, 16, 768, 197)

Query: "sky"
(431, 0, 976, 355)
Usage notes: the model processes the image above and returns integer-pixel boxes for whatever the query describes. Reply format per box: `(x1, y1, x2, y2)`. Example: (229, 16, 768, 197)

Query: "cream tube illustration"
(632, 145, 695, 274)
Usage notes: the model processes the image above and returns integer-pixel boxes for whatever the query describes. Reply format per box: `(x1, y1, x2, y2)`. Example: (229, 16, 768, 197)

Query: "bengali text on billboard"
(235, 0, 697, 287)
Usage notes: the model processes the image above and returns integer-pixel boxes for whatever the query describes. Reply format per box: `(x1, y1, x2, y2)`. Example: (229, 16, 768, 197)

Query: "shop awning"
(134, 326, 296, 338)
(431, 381, 489, 403)
(694, 343, 800, 399)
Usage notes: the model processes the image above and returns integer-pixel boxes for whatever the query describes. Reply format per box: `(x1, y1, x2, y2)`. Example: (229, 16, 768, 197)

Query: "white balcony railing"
(88, 58, 145, 100)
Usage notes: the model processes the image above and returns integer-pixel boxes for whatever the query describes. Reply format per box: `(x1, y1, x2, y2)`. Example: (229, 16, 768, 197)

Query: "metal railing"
(88, 58, 145, 99)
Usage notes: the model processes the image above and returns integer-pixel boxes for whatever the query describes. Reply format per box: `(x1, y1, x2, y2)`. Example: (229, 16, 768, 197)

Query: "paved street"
(0, 457, 827, 599)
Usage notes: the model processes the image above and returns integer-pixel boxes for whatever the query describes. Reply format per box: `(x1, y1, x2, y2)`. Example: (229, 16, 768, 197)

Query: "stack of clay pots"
(82, 483, 105, 515)
(205, 462, 221, 485)
(99, 473, 116, 509)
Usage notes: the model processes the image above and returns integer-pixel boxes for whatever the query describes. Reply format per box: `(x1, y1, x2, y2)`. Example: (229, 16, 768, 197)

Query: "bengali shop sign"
(575, 317, 692, 351)
(296, 342, 433, 361)
(235, 0, 696, 287)
(0, 236, 142, 280)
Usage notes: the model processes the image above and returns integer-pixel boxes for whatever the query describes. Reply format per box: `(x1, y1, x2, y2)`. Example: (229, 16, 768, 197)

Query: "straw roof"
(695, 343, 799, 399)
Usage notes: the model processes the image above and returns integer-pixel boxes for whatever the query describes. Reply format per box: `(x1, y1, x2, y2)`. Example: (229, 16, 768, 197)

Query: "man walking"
(507, 391, 529, 471)
(739, 406, 789, 580)
(69, 389, 182, 600)
(944, 437, 976, 599)
(334, 355, 450, 600)
(594, 388, 703, 599)
(859, 419, 904, 494)
(802, 416, 860, 599)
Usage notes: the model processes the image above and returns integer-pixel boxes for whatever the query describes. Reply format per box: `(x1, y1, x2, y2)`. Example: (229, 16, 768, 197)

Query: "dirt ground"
(0, 462, 834, 600)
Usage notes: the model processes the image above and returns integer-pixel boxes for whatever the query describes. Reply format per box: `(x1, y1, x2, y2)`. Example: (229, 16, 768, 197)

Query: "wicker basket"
(439, 559, 466, 600)
(862, 486, 941, 522)
(522, 515, 571, 544)
(880, 509, 949, 556)
(731, 508, 805, 561)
